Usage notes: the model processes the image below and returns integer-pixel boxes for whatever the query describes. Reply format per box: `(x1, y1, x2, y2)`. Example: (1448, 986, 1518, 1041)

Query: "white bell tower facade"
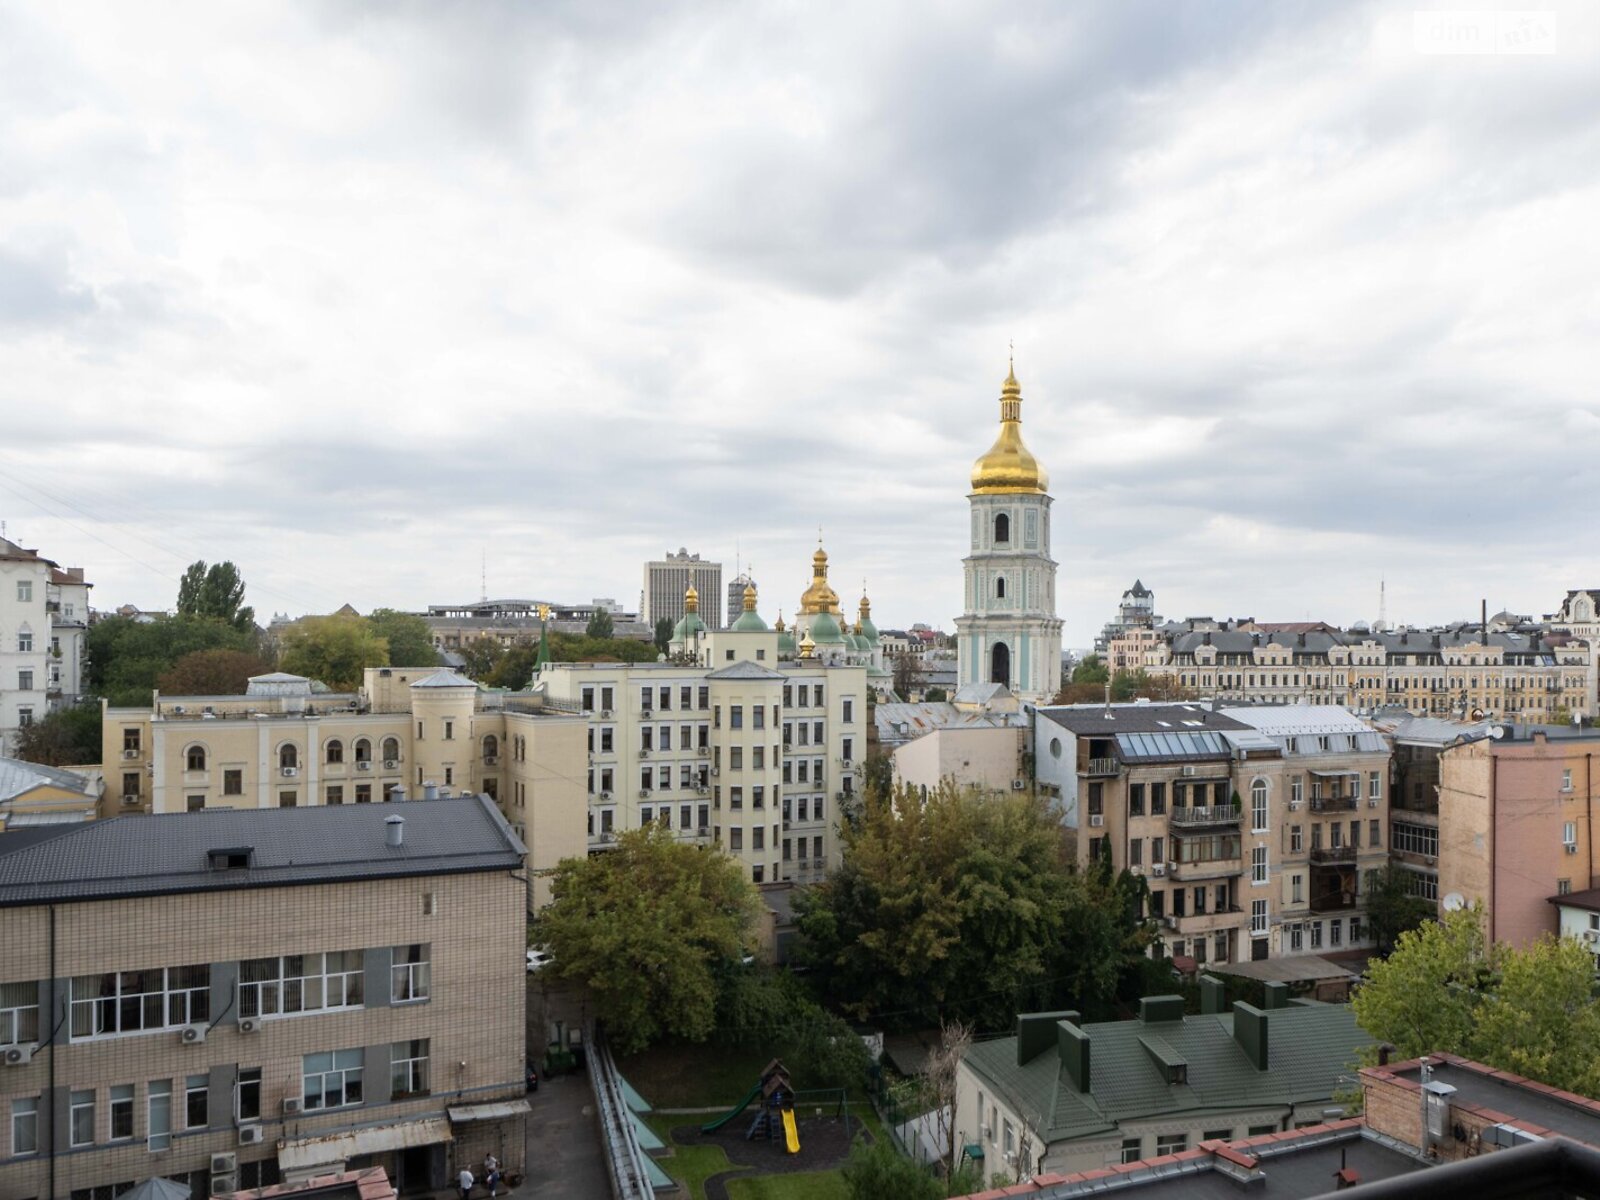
(955, 362, 1063, 703)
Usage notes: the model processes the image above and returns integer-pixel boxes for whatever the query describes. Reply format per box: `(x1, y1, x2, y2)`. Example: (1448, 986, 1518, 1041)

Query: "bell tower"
(954, 359, 1063, 702)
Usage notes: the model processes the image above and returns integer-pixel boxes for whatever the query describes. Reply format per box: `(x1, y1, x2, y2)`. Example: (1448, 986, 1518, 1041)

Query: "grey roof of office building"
(1037, 703, 1252, 736)
(0, 756, 99, 803)
(0, 794, 523, 908)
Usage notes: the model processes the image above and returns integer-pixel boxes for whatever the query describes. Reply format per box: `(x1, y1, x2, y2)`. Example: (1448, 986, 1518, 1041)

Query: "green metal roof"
(963, 1003, 1373, 1146)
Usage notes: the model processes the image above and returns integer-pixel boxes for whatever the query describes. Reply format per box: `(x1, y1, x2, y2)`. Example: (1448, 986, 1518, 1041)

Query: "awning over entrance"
(1308, 769, 1361, 778)
(446, 1100, 532, 1124)
(279, 1117, 453, 1174)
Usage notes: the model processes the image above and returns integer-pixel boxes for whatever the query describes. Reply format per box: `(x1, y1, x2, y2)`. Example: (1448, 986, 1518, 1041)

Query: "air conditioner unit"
(698, 827, 710, 837)
(1163, 915, 1179, 930)
(383, 759, 398, 769)
(122, 794, 140, 806)
(841, 759, 853, 769)
(212, 1152, 238, 1175)
(639, 789, 651, 798)
(696, 785, 709, 795)
(698, 746, 709, 757)
(599, 791, 612, 801)
(1180, 765, 1196, 777)
(711, 768, 720, 777)
(3, 1044, 36, 1066)
(281, 766, 297, 778)
(484, 755, 498, 766)
(982, 1125, 993, 1139)
(357, 761, 372, 771)
(1090, 814, 1105, 827)
(171, 705, 185, 714)
(639, 748, 651, 759)
(212, 1175, 238, 1197)
(123, 748, 139, 760)
(1582, 930, 1599, 945)
(282, 1096, 303, 1116)
(238, 1124, 264, 1146)
(1012, 780, 1026, 791)
(1566, 843, 1578, 855)
(1130, 865, 1144, 875)
(237, 1016, 261, 1034)
(836, 792, 848, 801)
(1368, 799, 1379, 808)
(180, 1024, 208, 1045)
(1289, 799, 1302, 810)
(600, 709, 613, 719)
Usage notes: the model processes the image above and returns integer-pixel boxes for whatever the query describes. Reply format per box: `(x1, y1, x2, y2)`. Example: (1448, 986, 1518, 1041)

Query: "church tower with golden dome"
(955, 359, 1063, 702)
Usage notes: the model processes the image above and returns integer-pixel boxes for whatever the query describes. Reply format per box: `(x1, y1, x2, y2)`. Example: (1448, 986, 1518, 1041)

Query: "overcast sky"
(1, 2, 1596, 645)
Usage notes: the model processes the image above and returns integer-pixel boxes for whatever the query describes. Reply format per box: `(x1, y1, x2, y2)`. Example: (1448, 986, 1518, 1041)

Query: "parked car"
(525, 945, 553, 973)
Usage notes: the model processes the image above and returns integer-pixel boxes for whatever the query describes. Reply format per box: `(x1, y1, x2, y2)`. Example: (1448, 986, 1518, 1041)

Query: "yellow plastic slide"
(781, 1108, 800, 1154)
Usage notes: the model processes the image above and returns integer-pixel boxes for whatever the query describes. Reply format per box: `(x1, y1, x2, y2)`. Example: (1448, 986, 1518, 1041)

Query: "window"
(1563, 768, 1574, 792)
(1150, 782, 1166, 815)
(70, 966, 209, 1038)
(16, 581, 31, 602)
(1248, 1123, 1277, 1137)
(0, 982, 38, 1048)
(11, 1095, 38, 1155)
(186, 1074, 209, 1129)
(239, 951, 365, 1018)
(123, 728, 141, 754)
(994, 512, 1010, 543)
(729, 828, 743, 851)
(1369, 771, 1382, 799)
(327, 785, 344, 805)
(354, 738, 372, 763)
(1310, 921, 1324, 949)
(71, 1089, 95, 1146)
(1291, 775, 1303, 807)
(730, 705, 744, 730)
(182, 745, 206, 772)
(1129, 783, 1145, 816)
(753, 706, 766, 730)
(1155, 1132, 1188, 1155)
(1290, 824, 1303, 853)
(443, 720, 454, 741)
(356, 783, 372, 804)
(279, 744, 299, 771)
(147, 1081, 171, 1151)
(236, 1068, 262, 1121)
(842, 699, 854, 724)
(392, 944, 430, 1003)
(1391, 821, 1438, 857)
(278, 791, 297, 808)
(1369, 819, 1380, 848)
(303, 1049, 364, 1109)
(1292, 873, 1303, 904)
(1350, 916, 1363, 942)
(1564, 820, 1578, 847)
(391, 1039, 430, 1097)
(1251, 899, 1267, 935)
(1121, 1137, 1142, 1164)
(1203, 1128, 1233, 1142)
(17, 669, 32, 691)
(382, 737, 400, 762)
(1251, 779, 1268, 831)
(996, 576, 1007, 599)
(185, 794, 205, 813)
(1289, 924, 1303, 951)
(1330, 919, 1343, 947)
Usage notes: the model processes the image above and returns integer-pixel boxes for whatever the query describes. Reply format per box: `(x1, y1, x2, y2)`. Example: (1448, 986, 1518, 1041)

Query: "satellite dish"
(1443, 893, 1466, 912)
(1488, 725, 1505, 739)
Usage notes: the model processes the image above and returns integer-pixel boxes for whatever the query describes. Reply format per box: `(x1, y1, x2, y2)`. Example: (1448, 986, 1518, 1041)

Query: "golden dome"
(798, 629, 816, 656)
(742, 582, 757, 612)
(684, 584, 699, 613)
(799, 543, 841, 615)
(970, 360, 1049, 495)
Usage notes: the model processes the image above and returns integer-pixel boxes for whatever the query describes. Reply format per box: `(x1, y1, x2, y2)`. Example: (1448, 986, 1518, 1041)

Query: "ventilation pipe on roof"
(385, 815, 405, 848)
(390, 786, 407, 804)
(422, 782, 439, 801)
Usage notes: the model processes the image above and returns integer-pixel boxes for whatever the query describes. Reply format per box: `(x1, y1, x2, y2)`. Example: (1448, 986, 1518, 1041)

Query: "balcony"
(1168, 906, 1245, 934)
(1309, 887, 1358, 914)
(1310, 795, 1359, 813)
(1169, 805, 1241, 829)
(1081, 757, 1118, 777)
(1309, 846, 1357, 865)
(1166, 856, 1243, 882)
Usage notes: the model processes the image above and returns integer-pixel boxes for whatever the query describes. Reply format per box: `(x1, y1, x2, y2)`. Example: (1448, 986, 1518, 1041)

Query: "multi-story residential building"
(1094, 580, 1160, 656)
(1438, 723, 1600, 947)
(1154, 618, 1591, 725)
(100, 667, 586, 908)
(0, 796, 528, 1199)
(956, 362, 1063, 703)
(642, 549, 722, 630)
(1035, 704, 1391, 965)
(955, 987, 1374, 1177)
(421, 597, 651, 653)
(537, 586, 869, 885)
(1, 536, 92, 753)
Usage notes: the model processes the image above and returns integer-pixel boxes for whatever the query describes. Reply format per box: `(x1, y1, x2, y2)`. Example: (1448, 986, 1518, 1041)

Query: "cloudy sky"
(1, 2, 1596, 645)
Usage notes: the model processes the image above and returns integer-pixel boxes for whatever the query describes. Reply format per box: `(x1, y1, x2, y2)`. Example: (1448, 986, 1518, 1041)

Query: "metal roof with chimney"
(0, 794, 523, 908)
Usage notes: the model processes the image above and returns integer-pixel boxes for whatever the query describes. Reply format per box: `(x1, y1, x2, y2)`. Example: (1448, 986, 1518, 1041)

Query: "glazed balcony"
(1310, 795, 1360, 813)
(1169, 804, 1241, 829)
(1309, 845, 1357, 865)
(1166, 855, 1243, 882)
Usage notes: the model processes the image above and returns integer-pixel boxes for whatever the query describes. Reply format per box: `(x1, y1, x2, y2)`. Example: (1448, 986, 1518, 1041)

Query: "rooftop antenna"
(480, 549, 487, 604)
(1379, 577, 1386, 630)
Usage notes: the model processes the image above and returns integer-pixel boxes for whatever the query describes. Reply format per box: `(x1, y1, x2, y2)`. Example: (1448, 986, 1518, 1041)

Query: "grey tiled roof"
(0, 756, 98, 803)
(705, 661, 784, 680)
(964, 1003, 1373, 1145)
(1037, 704, 1251, 736)
(0, 795, 523, 908)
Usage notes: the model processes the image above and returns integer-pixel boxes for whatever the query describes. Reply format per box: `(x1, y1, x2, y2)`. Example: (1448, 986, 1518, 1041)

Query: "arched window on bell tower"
(996, 576, 1007, 599)
(994, 512, 1010, 543)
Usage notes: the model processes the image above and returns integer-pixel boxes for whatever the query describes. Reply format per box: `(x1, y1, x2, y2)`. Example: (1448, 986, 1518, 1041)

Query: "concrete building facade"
(641, 550, 722, 631)
(0, 797, 528, 1200)
(1, 537, 92, 755)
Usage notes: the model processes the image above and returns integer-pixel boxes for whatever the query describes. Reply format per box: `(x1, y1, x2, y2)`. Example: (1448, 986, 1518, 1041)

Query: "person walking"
(483, 1154, 501, 1198)
(457, 1166, 474, 1200)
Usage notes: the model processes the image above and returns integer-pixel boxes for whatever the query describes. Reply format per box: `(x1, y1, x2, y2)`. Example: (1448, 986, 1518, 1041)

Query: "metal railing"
(590, 1024, 655, 1200)
(1169, 805, 1241, 828)
(1082, 757, 1118, 776)
(1309, 845, 1357, 864)
(1310, 795, 1360, 812)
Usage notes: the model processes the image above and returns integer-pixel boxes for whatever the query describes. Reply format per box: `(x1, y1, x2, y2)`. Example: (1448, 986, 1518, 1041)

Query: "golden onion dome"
(799, 543, 841, 615)
(970, 360, 1049, 495)
(684, 583, 699, 612)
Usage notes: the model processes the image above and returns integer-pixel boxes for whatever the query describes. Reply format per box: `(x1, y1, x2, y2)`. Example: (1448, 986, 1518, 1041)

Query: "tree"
(1352, 908, 1489, 1062)
(713, 968, 872, 1090)
(278, 616, 389, 691)
(87, 615, 258, 706)
(893, 652, 920, 699)
(796, 783, 1152, 1028)
(1071, 654, 1109, 685)
(459, 636, 507, 681)
(176, 561, 255, 631)
(653, 617, 674, 655)
(13, 704, 101, 766)
(540, 824, 760, 1053)
(367, 609, 440, 668)
(923, 687, 948, 702)
(1362, 865, 1434, 953)
(157, 649, 274, 696)
(925, 1019, 973, 1178)
(1471, 934, 1600, 1096)
(841, 1139, 942, 1200)
(585, 609, 615, 639)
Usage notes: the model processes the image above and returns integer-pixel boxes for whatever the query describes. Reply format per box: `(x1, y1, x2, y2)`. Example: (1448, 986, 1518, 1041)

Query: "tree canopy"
(654, 617, 673, 655)
(367, 609, 440, 668)
(157, 648, 274, 696)
(585, 609, 615, 639)
(456, 632, 658, 689)
(87, 615, 259, 707)
(1361, 864, 1435, 953)
(1352, 907, 1600, 1097)
(1071, 654, 1109, 684)
(278, 616, 389, 691)
(12, 704, 101, 766)
(795, 783, 1154, 1029)
(539, 824, 761, 1053)
(176, 560, 255, 631)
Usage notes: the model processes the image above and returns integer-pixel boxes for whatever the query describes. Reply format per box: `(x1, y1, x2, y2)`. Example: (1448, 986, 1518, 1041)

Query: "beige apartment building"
(101, 667, 585, 909)
(0, 796, 527, 1200)
(536, 604, 869, 885)
(1438, 724, 1600, 947)
(1034, 704, 1391, 966)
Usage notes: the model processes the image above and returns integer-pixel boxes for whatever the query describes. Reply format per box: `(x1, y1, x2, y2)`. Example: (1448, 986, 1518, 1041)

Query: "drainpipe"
(1587, 753, 1594, 891)
(48, 903, 57, 1200)
(1488, 752, 1498, 944)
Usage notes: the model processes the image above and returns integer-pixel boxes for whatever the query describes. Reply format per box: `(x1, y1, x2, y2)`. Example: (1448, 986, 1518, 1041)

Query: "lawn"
(724, 1171, 851, 1200)
(641, 1115, 743, 1200)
